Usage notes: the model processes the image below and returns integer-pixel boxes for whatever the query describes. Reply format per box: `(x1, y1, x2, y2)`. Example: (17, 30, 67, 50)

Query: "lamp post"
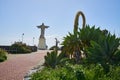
(33, 37, 35, 46)
(22, 33, 24, 43)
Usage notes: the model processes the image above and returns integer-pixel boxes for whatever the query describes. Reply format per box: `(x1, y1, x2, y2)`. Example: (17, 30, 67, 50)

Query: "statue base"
(38, 38, 47, 50)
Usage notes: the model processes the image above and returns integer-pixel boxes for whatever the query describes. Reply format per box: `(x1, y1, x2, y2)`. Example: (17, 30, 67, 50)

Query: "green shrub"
(10, 42, 32, 53)
(107, 65, 120, 80)
(44, 51, 67, 68)
(31, 64, 85, 80)
(85, 33, 120, 72)
(49, 46, 60, 50)
(0, 48, 7, 62)
(61, 25, 107, 62)
(31, 64, 120, 80)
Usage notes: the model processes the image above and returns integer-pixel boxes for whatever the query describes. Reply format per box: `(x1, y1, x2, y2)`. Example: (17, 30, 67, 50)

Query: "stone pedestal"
(38, 37, 47, 50)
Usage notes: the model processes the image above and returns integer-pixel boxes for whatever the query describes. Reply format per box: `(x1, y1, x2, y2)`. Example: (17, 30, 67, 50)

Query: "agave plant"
(86, 33, 120, 72)
(77, 25, 106, 57)
(44, 51, 67, 68)
(78, 25, 105, 47)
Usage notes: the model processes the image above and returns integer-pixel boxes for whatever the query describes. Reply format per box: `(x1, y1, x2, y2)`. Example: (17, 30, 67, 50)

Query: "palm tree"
(62, 32, 81, 59)
(73, 11, 86, 63)
(62, 11, 86, 63)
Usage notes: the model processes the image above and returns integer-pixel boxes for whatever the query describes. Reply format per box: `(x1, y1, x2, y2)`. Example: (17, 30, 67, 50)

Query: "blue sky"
(0, 0, 120, 48)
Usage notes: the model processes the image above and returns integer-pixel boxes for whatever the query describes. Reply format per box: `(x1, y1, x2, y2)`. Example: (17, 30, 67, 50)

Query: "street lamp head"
(22, 33, 24, 35)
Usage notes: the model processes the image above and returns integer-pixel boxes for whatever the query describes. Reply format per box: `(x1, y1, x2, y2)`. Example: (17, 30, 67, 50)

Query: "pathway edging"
(24, 59, 44, 80)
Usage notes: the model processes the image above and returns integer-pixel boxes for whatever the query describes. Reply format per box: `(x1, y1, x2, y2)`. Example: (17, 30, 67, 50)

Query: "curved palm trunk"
(74, 11, 86, 32)
(73, 11, 86, 63)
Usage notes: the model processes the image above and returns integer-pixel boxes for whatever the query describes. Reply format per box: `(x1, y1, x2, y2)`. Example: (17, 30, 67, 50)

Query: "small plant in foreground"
(0, 48, 7, 62)
(44, 51, 67, 68)
(31, 64, 120, 80)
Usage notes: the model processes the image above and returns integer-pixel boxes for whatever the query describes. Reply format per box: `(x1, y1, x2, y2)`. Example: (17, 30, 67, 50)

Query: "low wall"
(0, 45, 37, 53)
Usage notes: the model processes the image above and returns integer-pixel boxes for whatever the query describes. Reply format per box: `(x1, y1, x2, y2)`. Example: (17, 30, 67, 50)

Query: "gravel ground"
(0, 50, 47, 80)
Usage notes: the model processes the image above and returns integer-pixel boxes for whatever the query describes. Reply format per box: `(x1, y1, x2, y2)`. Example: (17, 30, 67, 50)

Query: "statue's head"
(42, 23, 44, 26)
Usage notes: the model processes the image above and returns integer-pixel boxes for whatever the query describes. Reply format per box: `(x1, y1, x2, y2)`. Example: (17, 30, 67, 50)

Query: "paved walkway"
(0, 50, 47, 80)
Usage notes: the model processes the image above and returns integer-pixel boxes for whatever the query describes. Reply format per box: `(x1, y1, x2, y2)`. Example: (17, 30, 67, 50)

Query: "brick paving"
(0, 50, 47, 80)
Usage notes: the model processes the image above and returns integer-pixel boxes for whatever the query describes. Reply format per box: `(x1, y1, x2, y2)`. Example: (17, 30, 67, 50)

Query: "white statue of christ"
(37, 23, 49, 50)
(37, 23, 49, 38)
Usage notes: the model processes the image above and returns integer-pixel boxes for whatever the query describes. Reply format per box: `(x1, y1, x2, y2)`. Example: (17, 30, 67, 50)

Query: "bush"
(49, 46, 60, 50)
(85, 33, 120, 72)
(30, 46, 37, 52)
(31, 64, 85, 80)
(31, 64, 120, 80)
(0, 48, 7, 62)
(61, 25, 106, 62)
(10, 42, 32, 53)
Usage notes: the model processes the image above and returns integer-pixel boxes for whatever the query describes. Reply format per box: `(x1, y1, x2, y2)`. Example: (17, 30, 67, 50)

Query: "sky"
(0, 0, 120, 48)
